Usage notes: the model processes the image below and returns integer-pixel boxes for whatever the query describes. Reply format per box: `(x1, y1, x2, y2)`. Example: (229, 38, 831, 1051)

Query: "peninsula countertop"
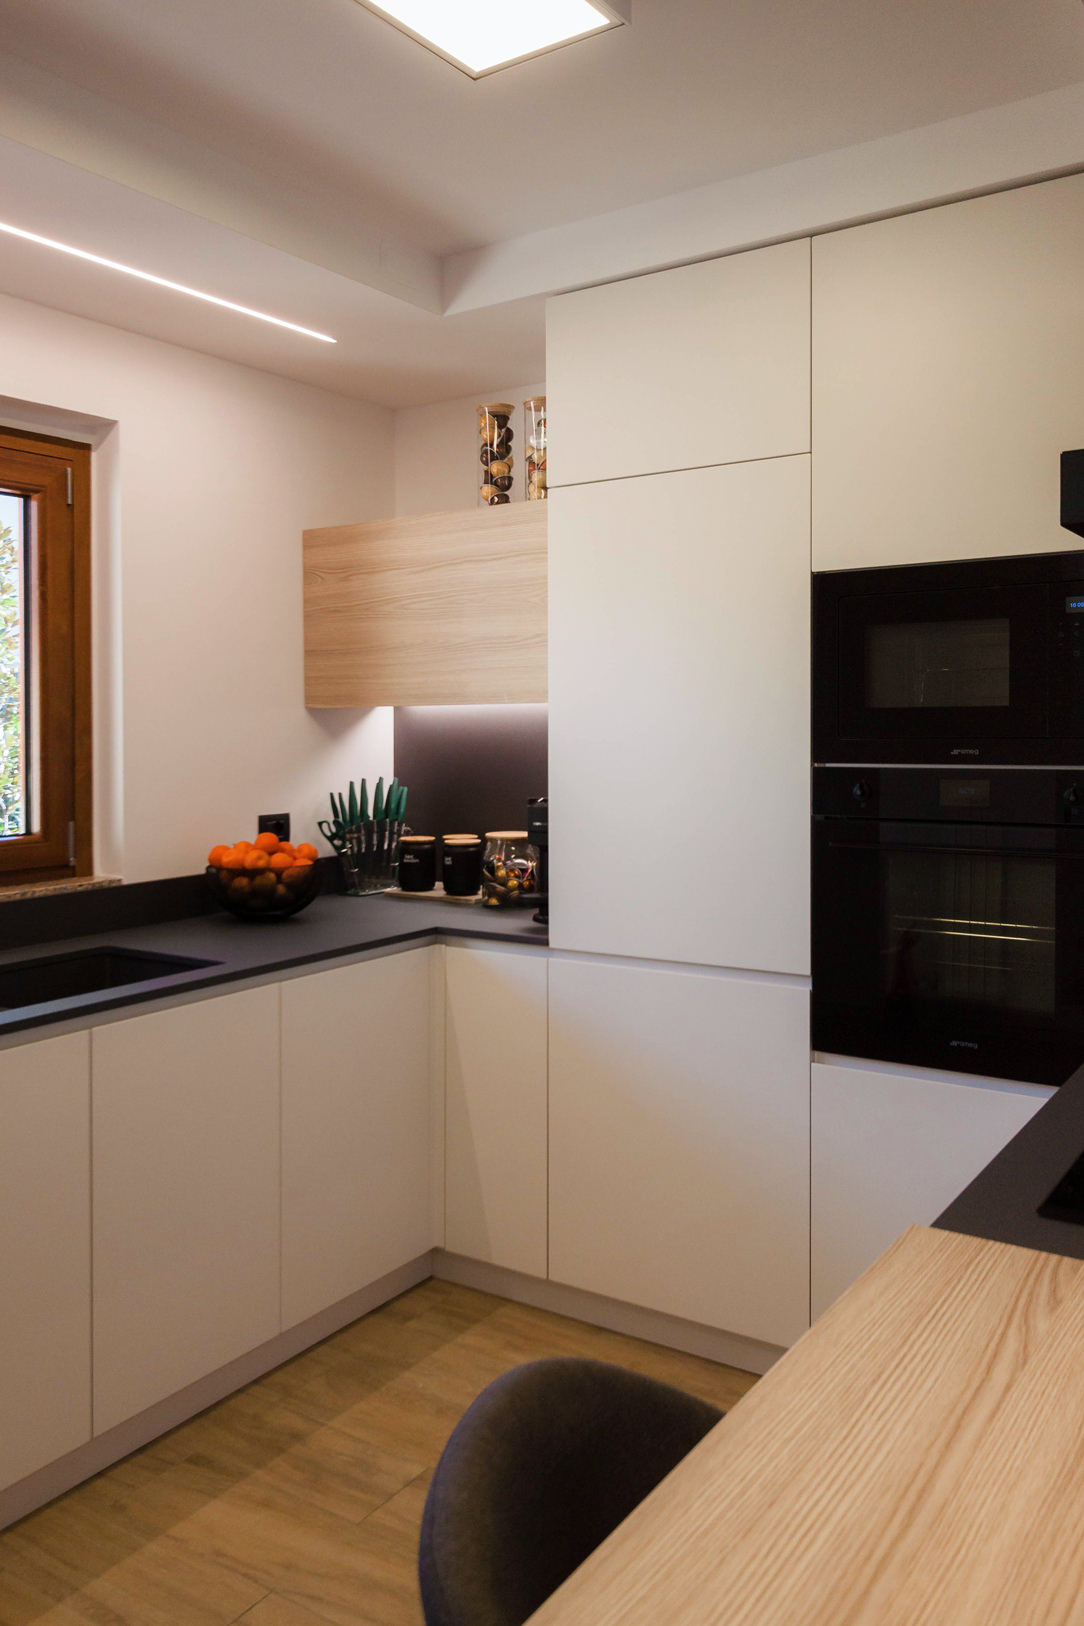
(526, 1223, 1084, 1626)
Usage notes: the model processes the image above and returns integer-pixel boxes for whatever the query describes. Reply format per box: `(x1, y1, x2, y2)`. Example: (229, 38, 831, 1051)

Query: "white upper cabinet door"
(0, 1033, 91, 1490)
(813, 172, 1084, 571)
(548, 457, 810, 974)
(811, 1061, 1051, 1321)
(281, 948, 433, 1329)
(547, 238, 811, 487)
(444, 946, 548, 1277)
(549, 958, 810, 1349)
(92, 988, 281, 1434)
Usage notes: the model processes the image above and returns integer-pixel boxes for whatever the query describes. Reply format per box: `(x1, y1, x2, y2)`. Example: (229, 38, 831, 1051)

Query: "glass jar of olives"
(524, 396, 547, 501)
(481, 831, 537, 908)
(477, 402, 514, 505)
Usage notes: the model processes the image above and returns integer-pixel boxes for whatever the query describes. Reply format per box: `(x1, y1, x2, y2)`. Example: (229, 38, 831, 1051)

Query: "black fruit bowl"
(206, 862, 322, 921)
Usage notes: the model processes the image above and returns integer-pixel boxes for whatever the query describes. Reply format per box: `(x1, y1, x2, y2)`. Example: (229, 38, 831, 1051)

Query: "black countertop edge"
(0, 893, 548, 1039)
(935, 1061, 1084, 1262)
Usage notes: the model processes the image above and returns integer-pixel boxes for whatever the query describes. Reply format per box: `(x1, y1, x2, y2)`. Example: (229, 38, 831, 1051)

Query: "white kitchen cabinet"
(444, 945, 548, 1277)
(0, 1033, 91, 1490)
(811, 1060, 1051, 1320)
(548, 457, 810, 974)
(813, 171, 1084, 571)
(281, 948, 434, 1328)
(92, 987, 281, 1433)
(549, 957, 810, 1349)
(547, 237, 810, 487)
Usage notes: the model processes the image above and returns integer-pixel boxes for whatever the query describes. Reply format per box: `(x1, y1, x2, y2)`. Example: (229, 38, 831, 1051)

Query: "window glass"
(0, 490, 27, 836)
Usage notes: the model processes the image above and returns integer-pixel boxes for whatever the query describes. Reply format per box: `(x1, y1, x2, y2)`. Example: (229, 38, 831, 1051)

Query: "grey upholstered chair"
(418, 1356, 723, 1626)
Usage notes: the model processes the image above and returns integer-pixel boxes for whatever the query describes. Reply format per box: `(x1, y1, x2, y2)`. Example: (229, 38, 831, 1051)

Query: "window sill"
(0, 874, 123, 904)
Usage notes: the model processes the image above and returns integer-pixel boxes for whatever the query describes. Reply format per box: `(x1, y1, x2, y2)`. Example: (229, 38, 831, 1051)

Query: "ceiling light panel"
(354, 0, 629, 76)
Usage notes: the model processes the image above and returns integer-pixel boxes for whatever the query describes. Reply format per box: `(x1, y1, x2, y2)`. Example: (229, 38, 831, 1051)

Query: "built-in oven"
(812, 550, 1084, 765)
(812, 767, 1084, 1086)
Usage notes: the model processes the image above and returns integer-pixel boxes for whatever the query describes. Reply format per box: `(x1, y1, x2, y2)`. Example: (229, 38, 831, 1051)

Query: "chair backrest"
(418, 1356, 724, 1626)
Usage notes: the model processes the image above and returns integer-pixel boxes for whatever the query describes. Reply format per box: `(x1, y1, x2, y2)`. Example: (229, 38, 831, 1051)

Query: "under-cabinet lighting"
(354, 0, 629, 76)
(0, 220, 337, 343)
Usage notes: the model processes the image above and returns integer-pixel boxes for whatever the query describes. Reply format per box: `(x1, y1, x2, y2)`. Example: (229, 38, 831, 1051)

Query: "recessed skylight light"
(0, 220, 337, 343)
(354, 0, 629, 76)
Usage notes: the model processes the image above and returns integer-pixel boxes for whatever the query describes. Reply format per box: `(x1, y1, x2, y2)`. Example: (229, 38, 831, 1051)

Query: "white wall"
(394, 381, 545, 516)
(0, 291, 394, 884)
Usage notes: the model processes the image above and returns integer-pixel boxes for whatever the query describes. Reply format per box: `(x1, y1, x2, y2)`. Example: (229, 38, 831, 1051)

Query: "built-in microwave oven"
(812, 550, 1084, 766)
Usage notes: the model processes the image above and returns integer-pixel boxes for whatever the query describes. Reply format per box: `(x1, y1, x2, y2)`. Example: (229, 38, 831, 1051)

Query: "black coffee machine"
(527, 796, 548, 924)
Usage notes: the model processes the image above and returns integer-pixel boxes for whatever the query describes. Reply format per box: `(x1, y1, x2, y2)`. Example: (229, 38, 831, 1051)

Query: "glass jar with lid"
(477, 403, 514, 506)
(481, 831, 537, 908)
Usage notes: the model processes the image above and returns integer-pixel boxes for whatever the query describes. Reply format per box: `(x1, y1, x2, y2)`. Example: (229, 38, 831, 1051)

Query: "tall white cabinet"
(549, 957, 810, 1348)
(813, 170, 1084, 572)
(0, 1033, 91, 1489)
(547, 237, 810, 486)
(548, 457, 810, 972)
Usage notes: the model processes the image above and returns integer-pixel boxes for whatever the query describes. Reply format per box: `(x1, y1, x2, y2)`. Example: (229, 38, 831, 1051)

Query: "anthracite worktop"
(936, 1061, 1084, 1263)
(0, 888, 547, 1040)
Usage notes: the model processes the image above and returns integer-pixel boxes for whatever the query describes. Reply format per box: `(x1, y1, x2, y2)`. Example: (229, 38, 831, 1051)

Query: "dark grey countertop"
(935, 1062, 1084, 1262)
(0, 891, 548, 1039)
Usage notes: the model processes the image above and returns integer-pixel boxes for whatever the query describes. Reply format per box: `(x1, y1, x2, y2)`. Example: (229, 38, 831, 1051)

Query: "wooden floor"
(0, 1281, 757, 1626)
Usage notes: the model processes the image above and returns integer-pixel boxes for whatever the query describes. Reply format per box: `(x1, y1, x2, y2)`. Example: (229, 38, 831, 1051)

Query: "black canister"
(442, 834, 483, 897)
(527, 796, 548, 923)
(398, 835, 437, 892)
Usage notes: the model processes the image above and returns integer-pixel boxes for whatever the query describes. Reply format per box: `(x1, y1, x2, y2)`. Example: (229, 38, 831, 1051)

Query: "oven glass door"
(812, 818, 1084, 1085)
(834, 584, 1047, 744)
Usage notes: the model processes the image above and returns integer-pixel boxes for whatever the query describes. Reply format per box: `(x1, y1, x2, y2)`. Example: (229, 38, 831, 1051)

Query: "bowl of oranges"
(206, 833, 322, 920)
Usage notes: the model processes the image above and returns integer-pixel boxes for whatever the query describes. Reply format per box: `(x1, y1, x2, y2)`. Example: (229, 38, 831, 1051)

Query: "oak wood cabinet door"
(0, 1032, 91, 1489)
(281, 948, 434, 1328)
(811, 1061, 1051, 1320)
(813, 171, 1084, 571)
(549, 957, 811, 1349)
(547, 237, 810, 487)
(444, 945, 548, 1277)
(548, 456, 810, 974)
(91, 988, 281, 1433)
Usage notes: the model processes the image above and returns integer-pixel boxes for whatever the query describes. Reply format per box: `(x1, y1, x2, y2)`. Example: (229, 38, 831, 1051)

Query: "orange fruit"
(278, 841, 297, 859)
(251, 870, 277, 895)
(229, 875, 252, 897)
(208, 844, 230, 867)
(235, 839, 254, 854)
(254, 832, 279, 854)
(244, 848, 271, 871)
(269, 852, 292, 873)
(283, 863, 313, 889)
(274, 883, 290, 904)
(220, 848, 246, 871)
(295, 842, 318, 862)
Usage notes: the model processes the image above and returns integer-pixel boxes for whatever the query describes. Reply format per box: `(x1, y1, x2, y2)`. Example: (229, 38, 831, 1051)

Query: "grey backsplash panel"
(393, 705, 547, 839)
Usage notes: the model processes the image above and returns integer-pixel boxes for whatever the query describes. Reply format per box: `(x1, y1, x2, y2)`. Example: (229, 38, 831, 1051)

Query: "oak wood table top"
(527, 1225, 1084, 1626)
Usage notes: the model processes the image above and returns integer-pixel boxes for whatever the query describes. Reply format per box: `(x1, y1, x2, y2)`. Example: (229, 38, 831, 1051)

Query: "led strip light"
(0, 219, 337, 343)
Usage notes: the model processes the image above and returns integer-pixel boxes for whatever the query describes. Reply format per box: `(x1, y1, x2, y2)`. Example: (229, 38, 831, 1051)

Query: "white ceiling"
(0, 0, 1082, 406)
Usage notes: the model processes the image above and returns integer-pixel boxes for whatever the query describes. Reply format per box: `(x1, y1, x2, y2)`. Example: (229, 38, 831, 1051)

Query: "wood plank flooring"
(0, 1281, 757, 1626)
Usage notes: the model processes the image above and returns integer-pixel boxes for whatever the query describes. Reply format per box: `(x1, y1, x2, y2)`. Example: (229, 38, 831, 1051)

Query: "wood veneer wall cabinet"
(0, 1032, 91, 1491)
(813, 171, 1084, 571)
(547, 237, 810, 488)
(303, 503, 547, 706)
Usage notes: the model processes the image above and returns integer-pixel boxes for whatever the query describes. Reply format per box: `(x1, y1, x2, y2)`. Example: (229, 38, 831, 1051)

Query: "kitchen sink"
(0, 946, 221, 1010)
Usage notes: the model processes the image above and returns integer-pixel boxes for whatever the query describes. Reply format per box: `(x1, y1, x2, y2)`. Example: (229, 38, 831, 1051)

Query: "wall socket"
(258, 812, 291, 841)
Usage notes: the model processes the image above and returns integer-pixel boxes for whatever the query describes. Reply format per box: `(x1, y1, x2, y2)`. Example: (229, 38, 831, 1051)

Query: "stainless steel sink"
(0, 946, 220, 1009)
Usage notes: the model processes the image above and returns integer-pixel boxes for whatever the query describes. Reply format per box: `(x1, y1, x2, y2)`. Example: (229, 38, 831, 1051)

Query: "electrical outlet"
(258, 812, 291, 841)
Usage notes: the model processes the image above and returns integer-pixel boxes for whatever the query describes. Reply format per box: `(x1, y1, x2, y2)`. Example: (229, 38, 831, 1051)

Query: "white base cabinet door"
(92, 988, 281, 1433)
(548, 457, 810, 974)
(813, 171, 1084, 571)
(445, 946, 548, 1277)
(0, 1033, 91, 1490)
(548, 237, 810, 486)
(811, 1061, 1052, 1320)
(281, 948, 434, 1328)
(549, 958, 810, 1348)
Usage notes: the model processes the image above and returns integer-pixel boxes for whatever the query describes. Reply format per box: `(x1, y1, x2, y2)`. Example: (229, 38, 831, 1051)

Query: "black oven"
(813, 550, 1084, 765)
(812, 767, 1084, 1086)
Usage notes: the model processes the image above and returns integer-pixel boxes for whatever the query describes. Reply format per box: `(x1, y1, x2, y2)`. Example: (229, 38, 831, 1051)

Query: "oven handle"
(819, 839, 1067, 860)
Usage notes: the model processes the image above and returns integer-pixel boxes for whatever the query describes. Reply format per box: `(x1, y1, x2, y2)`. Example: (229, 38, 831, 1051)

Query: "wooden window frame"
(0, 427, 92, 885)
